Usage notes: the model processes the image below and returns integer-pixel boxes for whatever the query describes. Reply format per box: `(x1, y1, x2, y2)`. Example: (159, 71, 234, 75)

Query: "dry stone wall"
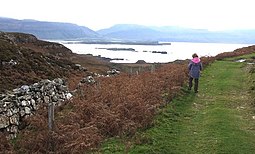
(0, 69, 120, 139)
(0, 78, 72, 139)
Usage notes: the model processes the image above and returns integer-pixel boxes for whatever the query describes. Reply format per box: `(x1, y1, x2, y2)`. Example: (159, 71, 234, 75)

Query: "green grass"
(98, 60, 255, 154)
(225, 52, 255, 61)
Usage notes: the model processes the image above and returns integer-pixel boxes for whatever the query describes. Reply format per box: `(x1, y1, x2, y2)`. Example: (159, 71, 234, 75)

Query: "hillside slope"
(0, 32, 112, 92)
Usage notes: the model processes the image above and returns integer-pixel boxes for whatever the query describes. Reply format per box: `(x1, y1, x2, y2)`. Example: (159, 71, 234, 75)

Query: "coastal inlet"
(62, 42, 250, 63)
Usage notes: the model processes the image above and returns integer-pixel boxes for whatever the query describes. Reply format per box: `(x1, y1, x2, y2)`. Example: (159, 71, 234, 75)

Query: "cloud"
(1, 0, 255, 30)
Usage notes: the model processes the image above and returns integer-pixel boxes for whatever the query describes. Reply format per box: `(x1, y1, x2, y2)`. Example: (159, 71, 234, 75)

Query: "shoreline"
(64, 41, 171, 46)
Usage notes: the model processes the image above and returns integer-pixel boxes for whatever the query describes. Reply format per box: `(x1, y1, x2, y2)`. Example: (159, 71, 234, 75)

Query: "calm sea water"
(62, 42, 252, 63)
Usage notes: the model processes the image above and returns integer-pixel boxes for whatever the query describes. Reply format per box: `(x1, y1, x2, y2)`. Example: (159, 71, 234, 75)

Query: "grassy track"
(99, 60, 255, 154)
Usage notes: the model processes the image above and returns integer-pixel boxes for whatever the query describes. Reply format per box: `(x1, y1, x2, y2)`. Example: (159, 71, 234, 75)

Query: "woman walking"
(188, 53, 202, 93)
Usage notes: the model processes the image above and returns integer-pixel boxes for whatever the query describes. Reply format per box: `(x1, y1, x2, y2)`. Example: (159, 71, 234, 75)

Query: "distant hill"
(0, 17, 99, 40)
(97, 24, 255, 44)
(97, 24, 166, 41)
(1, 17, 255, 43)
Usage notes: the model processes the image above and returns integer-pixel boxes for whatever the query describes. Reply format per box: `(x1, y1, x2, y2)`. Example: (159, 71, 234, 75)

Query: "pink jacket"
(188, 57, 202, 79)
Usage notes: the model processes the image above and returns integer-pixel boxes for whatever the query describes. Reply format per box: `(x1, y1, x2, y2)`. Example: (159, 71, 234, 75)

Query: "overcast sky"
(1, 0, 254, 31)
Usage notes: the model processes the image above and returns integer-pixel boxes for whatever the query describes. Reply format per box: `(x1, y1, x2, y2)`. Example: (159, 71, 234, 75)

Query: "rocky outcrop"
(3, 32, 38, 44)
(0, 78, 72, 139)
(0, 32, 78, 93)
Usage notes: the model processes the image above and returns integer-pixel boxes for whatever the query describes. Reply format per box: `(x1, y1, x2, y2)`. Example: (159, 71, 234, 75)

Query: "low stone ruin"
(107, 69, 120, 76)
(0, 78, 72, 139)
(82, 69, 120, 83)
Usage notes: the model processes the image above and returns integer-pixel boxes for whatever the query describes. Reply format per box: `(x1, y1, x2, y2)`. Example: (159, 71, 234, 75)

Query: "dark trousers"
(189, 76, 199, 92)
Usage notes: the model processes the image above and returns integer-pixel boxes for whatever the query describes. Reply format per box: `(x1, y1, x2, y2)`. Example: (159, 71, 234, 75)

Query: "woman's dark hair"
(192, 53, 198, 58)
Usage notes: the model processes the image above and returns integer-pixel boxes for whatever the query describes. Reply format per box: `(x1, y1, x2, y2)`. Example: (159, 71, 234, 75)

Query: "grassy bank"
(99, 58, 255, 153)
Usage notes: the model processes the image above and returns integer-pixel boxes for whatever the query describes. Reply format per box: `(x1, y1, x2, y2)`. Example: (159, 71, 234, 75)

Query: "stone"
(11, 108, 19, 115)
(44, 96, 50, 104)
(0, 115, 9, 129)
(74, 63, 86, 71)
(20, 85, 30, 93)
(81, 76, 96, 84)
(0, 107, 5, 113)
(24, 107, 31, 115)
(0, 78, 72, 139)
(2, 95, 10, 102)
(20, 109, 26, 117)
(6, 109, 13, 117)
(0, 94, 6, 100)
(7, 125, 18, 133)
(24, 95, 32, 100)
(13, 88, 21, 94)
(40, 79, 51, 85)
(21, 100, 27, 106)
(74, 63, 81, 68)
(52, 95, 58, 102)
(10, 115, 19, 125)
(33, 104, 39, 110)
(53, 78, 64, 85)
(31, 83, 41, 92)
(107, 69, 120, 76)
(12, 100, 19, 107)
(236, 59, 246, 62)
(56, 92, 63, 97)
(4, 101, 11, 107)
(35, 92, 42, 99)
(58, 85, 68, 91)
(30, 99, 36, 109)
(66, 93, 72, 100)
(37, 98, 43, 104)
(51, 91, 56, 96)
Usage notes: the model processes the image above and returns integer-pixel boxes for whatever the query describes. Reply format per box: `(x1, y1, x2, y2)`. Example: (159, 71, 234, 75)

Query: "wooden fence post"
(151, 64, 155, 73)
(48, 97, 55, 152)
(48, 102, 54, 130)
